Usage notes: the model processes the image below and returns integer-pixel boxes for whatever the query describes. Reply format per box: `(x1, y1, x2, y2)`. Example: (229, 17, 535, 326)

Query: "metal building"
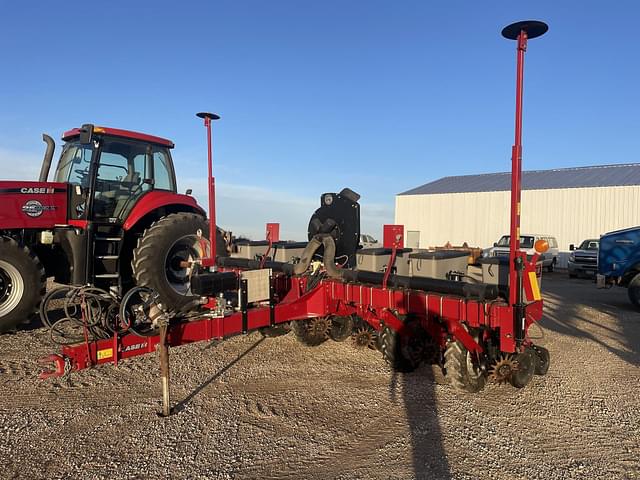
(395, 163, 640, 267)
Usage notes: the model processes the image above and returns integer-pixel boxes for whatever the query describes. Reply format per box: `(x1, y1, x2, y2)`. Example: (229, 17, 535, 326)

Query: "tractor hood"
(0, 181, 68, 229)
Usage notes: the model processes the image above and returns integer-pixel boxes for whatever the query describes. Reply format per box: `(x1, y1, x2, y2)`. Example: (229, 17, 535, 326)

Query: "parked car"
(359, 234, 380, 248)
(568, 239, 599, 278)
(486, 234, 559, 271)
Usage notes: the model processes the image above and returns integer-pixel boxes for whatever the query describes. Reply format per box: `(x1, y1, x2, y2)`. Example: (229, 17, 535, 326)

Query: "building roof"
(399, 163, 640, 195)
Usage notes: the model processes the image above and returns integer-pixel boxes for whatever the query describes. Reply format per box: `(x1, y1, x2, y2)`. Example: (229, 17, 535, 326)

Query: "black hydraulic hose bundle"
(339, 269, 499, 301)
(40, 286, 118, 345)
(216, 256, 295, 275)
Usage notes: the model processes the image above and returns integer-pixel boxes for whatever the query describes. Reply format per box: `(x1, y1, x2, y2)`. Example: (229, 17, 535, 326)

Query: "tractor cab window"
(55, 143, 93, 187)
(93, 138, 150, 220)
(131, 147, 174, 192)
(153, 150, 174, 191)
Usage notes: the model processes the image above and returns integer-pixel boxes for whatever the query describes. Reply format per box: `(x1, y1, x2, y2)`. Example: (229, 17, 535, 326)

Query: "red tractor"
(0, 124, 224, 332)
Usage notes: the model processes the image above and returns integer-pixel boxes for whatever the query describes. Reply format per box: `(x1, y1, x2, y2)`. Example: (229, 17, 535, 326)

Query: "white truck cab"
(487, 234, 559, 272)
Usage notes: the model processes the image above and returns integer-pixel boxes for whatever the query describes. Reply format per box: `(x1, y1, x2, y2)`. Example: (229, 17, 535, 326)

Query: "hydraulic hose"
(340, 269, 499, 301)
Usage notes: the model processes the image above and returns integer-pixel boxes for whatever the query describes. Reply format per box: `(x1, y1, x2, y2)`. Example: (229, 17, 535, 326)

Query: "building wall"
(395, 186, 640, 266)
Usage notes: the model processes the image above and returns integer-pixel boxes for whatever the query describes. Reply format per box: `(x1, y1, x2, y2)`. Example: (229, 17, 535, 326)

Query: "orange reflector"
(534, 239, 549, 253)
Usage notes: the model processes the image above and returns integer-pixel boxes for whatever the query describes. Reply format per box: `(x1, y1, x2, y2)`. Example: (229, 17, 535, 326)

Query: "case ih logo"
(20, 187, 55, 194)
(22, 200, 56, 217)
(123, 342, 147, 353)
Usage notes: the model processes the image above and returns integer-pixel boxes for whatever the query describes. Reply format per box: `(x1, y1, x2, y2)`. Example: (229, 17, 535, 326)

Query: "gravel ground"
(0, 272, 639, 480)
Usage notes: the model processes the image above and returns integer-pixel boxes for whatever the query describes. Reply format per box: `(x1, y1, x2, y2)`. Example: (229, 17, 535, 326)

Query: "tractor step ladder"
(92, 228, 125, 288)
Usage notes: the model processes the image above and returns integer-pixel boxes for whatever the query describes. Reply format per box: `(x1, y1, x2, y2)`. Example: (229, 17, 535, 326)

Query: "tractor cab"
(54, 125, 178, 223)
(0, 123, 210, 332)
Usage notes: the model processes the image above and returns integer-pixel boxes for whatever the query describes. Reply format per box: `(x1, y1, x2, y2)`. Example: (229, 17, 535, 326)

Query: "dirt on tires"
(0, 273, 639, 479)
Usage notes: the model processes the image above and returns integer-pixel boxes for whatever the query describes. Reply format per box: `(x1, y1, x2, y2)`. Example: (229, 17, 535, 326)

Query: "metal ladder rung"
(94, 273, 119, 279)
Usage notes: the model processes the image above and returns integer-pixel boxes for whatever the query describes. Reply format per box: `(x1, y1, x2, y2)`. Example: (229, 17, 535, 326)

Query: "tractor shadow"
(540, 273, 640, 367)
(389, 366, 451, 480)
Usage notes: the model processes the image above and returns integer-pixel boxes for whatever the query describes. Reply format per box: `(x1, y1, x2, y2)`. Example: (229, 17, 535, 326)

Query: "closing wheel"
(444, 339, 487, 393)
(351, 317, 378, 350)
(132, 213, 227, 311)
(0, 237, 46, 333)
(380, 321, 425, 373)
(291, 317, 332, 346)
(532, 345, 550, 375)
(510, 348, 536, 388)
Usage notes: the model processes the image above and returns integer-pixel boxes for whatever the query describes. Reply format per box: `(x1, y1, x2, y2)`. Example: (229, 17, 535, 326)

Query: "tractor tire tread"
(132, 213, 224, 311)
(0, 236, 46, 333)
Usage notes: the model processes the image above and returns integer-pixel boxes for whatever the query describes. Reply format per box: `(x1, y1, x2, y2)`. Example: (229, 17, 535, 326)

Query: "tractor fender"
(122, 191, 205, 231)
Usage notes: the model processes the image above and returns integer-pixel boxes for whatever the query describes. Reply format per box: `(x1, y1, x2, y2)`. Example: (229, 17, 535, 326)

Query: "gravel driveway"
(0, 273, 638, 479)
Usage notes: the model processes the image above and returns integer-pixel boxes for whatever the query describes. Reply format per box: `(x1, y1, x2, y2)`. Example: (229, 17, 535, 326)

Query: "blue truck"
(597, 226, 640, 307)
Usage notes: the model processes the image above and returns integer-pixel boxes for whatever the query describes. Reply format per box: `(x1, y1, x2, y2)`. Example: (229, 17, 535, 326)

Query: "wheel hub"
(0, 260, 24, 317)
(164, 236, 207, 295)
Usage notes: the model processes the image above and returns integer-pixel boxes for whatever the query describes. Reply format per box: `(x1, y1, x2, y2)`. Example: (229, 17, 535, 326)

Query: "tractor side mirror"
(493, 242, 498, 247)
(78, 124, 94, 144)
(185, 189, 193, 195)
(569, 244, 575, 251)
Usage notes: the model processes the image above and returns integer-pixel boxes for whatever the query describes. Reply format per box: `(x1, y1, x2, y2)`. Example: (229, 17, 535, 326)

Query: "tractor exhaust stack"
(39, 134, 55, 182)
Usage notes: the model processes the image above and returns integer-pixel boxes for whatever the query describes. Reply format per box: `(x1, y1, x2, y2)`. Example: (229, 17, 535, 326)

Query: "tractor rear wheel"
(132, 213, 227, 311)
(444, 339, 487, 393)
(0, 237, 46, 333)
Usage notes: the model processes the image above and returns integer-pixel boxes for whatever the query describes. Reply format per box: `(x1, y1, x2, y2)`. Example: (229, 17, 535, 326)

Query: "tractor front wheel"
(132, 213, 226, 311)
(0, 237, 46, 333)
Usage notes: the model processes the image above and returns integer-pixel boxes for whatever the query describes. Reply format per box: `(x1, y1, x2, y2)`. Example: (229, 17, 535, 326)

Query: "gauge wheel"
(444, 338, 487, 393)
(509, 348, 536, 388)
(380, 321, 426, 373)
(532, 345, 550, 375)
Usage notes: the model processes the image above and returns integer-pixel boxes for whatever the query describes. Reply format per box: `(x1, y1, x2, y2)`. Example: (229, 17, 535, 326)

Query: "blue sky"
(1, 1, 638, 239)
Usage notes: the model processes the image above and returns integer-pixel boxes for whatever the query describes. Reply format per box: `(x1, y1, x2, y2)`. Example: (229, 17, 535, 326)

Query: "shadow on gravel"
(173, 336, 266, 413)
(390, 367, 451, 480)
(541, 275, 640, 367)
